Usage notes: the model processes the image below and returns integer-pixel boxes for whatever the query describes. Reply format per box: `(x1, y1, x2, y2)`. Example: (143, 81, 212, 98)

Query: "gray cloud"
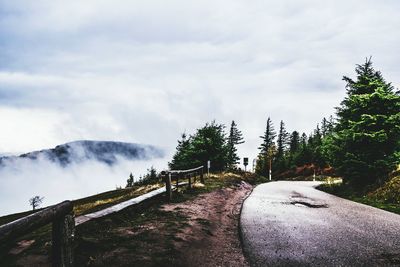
(0, 0, 399, 161)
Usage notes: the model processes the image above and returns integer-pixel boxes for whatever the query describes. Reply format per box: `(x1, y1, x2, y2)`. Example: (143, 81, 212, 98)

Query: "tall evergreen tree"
(295, 133, 312, 166)
(289, 131, 300, 154)
(321, 118, 329, 138)
(276, 121, 289, 158)
(256, 117, 276, 176)
(189, 121, 228, 171)
(309, 124, 326, 168)
(169, 133, 192, 170)
(324, 58, 400, 189)
(227, 120, 245, 169)
(274, 120, 290, 172)
(169, 121, 229, 171)
(287, 131, 300, 167)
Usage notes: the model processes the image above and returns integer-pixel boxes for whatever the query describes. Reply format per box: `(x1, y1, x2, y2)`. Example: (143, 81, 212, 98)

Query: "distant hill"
(0, 140, 164, 167)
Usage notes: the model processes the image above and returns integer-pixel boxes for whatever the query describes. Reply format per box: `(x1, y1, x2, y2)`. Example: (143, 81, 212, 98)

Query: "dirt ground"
(162, 181, 253, 267)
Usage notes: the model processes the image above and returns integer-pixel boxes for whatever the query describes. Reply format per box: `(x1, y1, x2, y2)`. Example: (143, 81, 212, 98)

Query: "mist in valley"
(0, 144, 169, 216)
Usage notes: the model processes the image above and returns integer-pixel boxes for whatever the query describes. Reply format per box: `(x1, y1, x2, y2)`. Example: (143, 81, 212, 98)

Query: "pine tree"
(274, 120, 290, 172)
(257, 117, 276, 176)
(287, 131, 300, 167)
(276, 121, 289, 158)
(289, 131, 300, 154)
(309, 124, 326, 169)
(126, 173, 134, 188)
(295, 133, 312, 166)
(169, 133, 192, 170)
(327, 58, 400, 189)
(227, 120, 245, 169)
(190, 121, 228, 171)
(169, 121, 229, 172)
(321, 118, 328, 138)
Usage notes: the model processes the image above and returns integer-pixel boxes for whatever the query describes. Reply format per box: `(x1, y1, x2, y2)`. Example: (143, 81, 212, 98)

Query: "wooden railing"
(0, 165, 207, 265)
(0, 201, 74, 267)
(162, 165, 205, 201)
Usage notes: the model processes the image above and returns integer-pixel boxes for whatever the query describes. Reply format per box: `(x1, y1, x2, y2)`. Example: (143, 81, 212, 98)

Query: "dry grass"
(73, 183, 164, 216)
(369, 175, 400, 204)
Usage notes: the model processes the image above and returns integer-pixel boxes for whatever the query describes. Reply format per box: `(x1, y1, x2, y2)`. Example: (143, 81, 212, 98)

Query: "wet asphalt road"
(240, 181, 400, 267)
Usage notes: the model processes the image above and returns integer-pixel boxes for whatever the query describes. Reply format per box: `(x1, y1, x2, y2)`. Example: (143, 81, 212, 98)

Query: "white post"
(269, 158, 272, 181)
(313, 170, 316, 181)
(207, 160, 210, 177)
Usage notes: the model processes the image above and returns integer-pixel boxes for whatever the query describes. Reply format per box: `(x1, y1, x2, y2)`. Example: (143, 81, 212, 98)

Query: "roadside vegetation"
(167, 58, 399, 214)
(250, 58, 400, 213)
(319, 170, 400, 215)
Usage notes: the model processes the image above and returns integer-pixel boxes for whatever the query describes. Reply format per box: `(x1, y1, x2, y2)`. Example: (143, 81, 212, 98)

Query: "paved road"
(240, 181, 400, 266)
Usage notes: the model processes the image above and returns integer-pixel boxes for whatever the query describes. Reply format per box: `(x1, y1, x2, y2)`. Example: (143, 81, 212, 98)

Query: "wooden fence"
(0, 201, 74, 267)
(0, 165, 206, 266)
(162, 165, 205, 201)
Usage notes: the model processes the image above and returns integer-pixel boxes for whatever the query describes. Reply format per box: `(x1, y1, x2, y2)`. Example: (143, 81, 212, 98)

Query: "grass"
(318, 178, 400, 215)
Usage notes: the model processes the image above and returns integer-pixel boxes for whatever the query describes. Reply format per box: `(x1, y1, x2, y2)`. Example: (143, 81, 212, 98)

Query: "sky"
(1, 0, 400, 164)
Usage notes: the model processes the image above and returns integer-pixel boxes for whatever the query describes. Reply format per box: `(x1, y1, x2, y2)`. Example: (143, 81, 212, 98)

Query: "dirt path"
(162, 181, 253, 267)
(3, 177, 253, 266)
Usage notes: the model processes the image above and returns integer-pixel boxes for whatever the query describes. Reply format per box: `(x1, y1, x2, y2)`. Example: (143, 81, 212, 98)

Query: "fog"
(0, 155, 169, 216)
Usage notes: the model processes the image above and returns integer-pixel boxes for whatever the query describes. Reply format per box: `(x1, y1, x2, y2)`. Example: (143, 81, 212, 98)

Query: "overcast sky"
(1, 0, 399, 163)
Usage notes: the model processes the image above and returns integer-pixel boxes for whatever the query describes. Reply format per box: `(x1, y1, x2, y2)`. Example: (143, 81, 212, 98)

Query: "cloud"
(0, 0, 399, 163)
(0, 153, 169, 216)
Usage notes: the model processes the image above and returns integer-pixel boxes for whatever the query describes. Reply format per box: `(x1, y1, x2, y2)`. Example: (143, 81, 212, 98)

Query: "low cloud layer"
(0, 155, 169, 216)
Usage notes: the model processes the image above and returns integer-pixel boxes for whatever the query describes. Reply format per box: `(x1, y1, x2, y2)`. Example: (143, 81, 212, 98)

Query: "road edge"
(238, 183, 258, 267)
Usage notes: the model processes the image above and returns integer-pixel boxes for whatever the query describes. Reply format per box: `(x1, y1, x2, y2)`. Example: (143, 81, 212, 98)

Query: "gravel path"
(240, 181, 400, 266)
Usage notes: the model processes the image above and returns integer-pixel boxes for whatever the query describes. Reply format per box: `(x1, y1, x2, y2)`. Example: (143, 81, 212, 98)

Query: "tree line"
(169, 120, 244, 172)
(255, 116, 335, 178)
(256, 58, 400, 191)
(168, 58, 400, 192)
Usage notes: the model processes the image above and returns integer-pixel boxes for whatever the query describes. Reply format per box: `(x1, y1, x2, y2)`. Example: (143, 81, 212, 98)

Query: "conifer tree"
(256, 117, 276, 176)
(274, 120, 290, 172)
(295, 133, 312, 166)
(325, 58, 400, 189)
(126, 173, 134, 188)
(287, 131, 300, 167)
(227, 120, 245, 169)
(169, 133, 192, 170)
(289, 131, 300, 154)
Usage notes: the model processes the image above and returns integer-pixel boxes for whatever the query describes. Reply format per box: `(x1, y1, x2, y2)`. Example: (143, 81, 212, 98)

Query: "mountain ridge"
(0, 140, 164, 167)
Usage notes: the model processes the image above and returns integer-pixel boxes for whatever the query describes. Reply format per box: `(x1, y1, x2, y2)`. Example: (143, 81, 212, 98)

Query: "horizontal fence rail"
(166, 165, 204, 175)
(162, 165, 205, 201)
(0, 201, 74, 267)
(1, 165, 209, 265)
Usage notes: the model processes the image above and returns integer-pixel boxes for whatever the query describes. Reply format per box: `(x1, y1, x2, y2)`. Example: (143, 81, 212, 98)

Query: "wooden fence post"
(188, 173, 192, 189)
(166, 173, 172, 202)
(52, 213, 75, 267)
(200, 169, 205, 184)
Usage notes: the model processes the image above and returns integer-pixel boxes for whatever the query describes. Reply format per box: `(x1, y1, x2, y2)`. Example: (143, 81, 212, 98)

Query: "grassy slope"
(318, 175, 400, 215)
(0, 172, 258, 266)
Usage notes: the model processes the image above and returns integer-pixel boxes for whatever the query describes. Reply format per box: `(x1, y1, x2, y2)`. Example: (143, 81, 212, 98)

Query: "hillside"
(0, 172, 256, 266)
(0, 140, 164, 167)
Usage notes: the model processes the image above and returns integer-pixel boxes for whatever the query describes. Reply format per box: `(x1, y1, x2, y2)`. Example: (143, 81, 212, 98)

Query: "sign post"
(243, 157, 249, 172)
(269, 158, 272, 181)
(207, 160, 210, 178)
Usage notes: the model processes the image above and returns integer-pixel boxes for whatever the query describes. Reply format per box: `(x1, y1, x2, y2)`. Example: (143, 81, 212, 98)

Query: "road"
(240, 181, 400, 266)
